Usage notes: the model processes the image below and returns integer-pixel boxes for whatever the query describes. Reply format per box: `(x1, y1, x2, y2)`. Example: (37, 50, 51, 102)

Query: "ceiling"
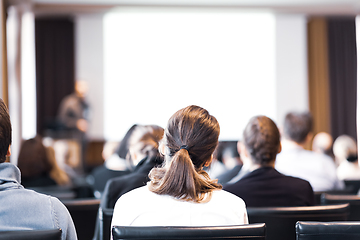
(9, 0, 360, 16)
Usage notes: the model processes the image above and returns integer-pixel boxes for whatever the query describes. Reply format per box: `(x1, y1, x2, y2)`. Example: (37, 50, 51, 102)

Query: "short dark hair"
(243, 115, 280, 165)
(283, 111, 313, 144)
(0, 99, 12, 163)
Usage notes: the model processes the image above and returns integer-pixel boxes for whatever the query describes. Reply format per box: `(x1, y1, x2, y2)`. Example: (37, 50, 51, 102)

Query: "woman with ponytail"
(111, 105, 248, 229)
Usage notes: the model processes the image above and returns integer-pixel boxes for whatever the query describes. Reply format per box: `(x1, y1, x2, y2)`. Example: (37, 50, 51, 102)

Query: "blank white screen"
(104, 8, 276, 141)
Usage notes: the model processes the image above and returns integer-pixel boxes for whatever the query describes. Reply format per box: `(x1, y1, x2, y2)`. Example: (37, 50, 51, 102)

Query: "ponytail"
(148, 105, 222, 203)
(148, 148, 222, 203)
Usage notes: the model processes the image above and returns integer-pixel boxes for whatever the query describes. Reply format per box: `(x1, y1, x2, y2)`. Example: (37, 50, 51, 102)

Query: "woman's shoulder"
(211, 189, 246, 206)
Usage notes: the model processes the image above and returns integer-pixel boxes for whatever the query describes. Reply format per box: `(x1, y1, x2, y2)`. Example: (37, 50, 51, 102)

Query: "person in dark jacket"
(101, 124, 164, 208)
(224, 115, 314, 207)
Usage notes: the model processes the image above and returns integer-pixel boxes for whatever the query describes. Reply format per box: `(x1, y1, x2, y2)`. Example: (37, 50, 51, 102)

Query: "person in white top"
(334, 135, 360, 181)
(275, 111, 344, 192)
(111, 105, 248, 233)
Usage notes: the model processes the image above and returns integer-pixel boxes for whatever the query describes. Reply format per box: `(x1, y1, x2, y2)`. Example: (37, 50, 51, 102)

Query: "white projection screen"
(104, 8, 276, 141)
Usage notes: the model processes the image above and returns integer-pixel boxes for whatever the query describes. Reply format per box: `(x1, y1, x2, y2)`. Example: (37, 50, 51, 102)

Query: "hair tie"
(180, 145, 189, 151)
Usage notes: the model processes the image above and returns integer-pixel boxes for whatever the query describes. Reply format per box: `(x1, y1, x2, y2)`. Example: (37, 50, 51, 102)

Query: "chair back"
(247, 203, 349, 240)
(112, 223, 266, 240)
(62, 198, 100, 240)
(296, 221, 360, 240)
(314, 189, 353, 205)
(0, 228, 61, 240)
(98, 206, 114, 240)
(321, 193, 360, 220)
(344, 180, 360, 194)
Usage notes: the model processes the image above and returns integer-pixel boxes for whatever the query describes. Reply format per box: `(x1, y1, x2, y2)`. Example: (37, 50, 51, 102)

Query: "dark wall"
(35, 17, 75, 135)
(328, 17, 357, 140)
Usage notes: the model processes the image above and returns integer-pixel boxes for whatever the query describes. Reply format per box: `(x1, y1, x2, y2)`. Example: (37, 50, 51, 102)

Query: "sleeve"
(238, 198, 249, 224)
(110, 196, 130, 240)
(326, 157, 345, 190)
(50, 197, 78, 240)
(58, 96, 80, 129)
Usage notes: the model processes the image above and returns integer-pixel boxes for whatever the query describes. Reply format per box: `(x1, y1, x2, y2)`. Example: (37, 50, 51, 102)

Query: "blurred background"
(0, 0, 359, 173)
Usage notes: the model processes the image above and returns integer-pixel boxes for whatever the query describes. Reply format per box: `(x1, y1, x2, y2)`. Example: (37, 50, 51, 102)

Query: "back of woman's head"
(148, 105, 221, 203)
(17, 135, 52, 178)
(243, 115, 280, 166)
(333, 135, 357, 162)
(127, 125, 164, 168)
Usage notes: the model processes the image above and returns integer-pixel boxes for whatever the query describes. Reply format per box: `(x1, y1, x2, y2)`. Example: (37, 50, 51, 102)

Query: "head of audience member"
(0, 99, 11, 163)
(312, 132, 334, 156)
(126, 124, 164, 170)
(148, 105, 222, 203)
(333, 135, 358, 165)
(283, 111, 313, 146)
(17, 135, 53, 179)
(213, 141, 242, 169)
(241, 115, 281, 169)
(116, 124, 138, 159)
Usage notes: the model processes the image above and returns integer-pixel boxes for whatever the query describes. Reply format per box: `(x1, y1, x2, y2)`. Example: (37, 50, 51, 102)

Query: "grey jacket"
(0, 163, 77, 240)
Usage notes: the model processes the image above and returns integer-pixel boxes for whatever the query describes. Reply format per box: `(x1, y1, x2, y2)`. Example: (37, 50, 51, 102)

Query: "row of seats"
(112, 221, 360, 240)
(98, 202, 350, 240)
(26, 184, 360, 240)
(2, 220, 358, 240)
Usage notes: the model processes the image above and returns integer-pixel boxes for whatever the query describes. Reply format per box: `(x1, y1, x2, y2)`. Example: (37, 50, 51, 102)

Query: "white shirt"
(275, 143, 344, 192)
(111, 186, 248, 228)
(337, 161, 360, 180)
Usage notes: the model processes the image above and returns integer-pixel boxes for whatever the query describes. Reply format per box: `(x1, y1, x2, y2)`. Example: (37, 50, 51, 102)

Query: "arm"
(50, 197, 78, 240)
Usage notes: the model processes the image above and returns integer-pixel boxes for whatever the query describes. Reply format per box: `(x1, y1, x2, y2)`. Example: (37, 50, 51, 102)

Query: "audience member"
(334, 135, 360, 180)
(103, 124, 165, 209)
(215, 141, 243, 185)
(312, 132, 335, 161)
(0, 98, 77, 240)
(86, 125, 138, 197)
(275, 111, 344, 191)
(224, 115, 314, 207)
(17, 135, 70, 188)
(111, 105, 248, 229)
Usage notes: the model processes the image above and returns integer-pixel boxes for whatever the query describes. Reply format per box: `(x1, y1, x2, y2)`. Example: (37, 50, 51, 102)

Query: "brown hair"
(148, 105, 222, 203)
(0, 99, 11, 163)
(126, 125, 164, 169)
(283, 111, 313, 144)
(17, 136, 52, 178)
(243, 115, 280, 166)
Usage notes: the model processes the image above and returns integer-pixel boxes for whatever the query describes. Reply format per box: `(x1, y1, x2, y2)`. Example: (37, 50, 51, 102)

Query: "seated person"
(0, 98, 76, 240)
(334, 135, 360, 180)
(17, 135, 70, 188)
(102, 124, 164, 208)
(275, 111, 344, 191)
(312, 132, 335, 161)
(214, 141, 243, 185)
(223, 115, 314, 207)
(111, 105, 248, 229)
(87, 125, 138, 197)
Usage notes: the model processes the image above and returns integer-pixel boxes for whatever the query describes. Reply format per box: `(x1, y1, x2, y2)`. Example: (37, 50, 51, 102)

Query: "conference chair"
(247, 203, 349, 240)
(62, 198, 100, 240)
(296, 221, 360, 240)
(0, 228, 61, 240)
(28, 185, 77, 200)
(344, 180, 360, 194)
(313, 189, 353, 205)
(97, 203, 114, 240)
(321, 193, 360, 220)
(112, 223, 266, 240)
